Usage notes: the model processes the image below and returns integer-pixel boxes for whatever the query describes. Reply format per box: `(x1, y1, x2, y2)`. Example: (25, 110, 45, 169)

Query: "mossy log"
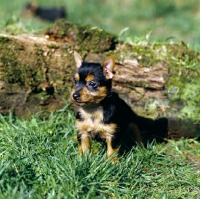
(0, 20, 200, 139)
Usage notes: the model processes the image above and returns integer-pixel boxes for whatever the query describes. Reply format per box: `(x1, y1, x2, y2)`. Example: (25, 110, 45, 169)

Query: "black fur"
(36, 8, 66, 22)
(76, 61, 112, 92)
(25, 3, 66, 22)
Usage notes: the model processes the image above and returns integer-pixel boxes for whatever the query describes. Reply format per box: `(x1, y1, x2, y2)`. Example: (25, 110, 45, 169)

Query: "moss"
(0, 36, 10, 43)
(0, 21, 199, 132)
(47, 43, 59, 49)
(35, 92, 51, 104)
(118, 42, 200, 123)
(0, 41, 22, 84)
(44, 19, 117, 54)
(164, 44, 200, 121)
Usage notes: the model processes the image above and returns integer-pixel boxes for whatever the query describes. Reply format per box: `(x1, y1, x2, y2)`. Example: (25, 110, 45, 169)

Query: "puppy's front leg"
(78, 133, 90, 155)
(106, 136, 119, 158)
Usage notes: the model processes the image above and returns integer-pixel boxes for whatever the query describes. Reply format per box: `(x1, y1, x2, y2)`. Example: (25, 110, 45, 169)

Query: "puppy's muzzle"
(72, 93, 80, 101)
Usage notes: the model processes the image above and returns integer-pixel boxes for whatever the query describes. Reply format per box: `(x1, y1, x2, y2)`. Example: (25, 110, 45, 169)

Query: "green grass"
(0, 0, 200, 47)
(0, 105, 200, 198)
(0, 1, 200, 198)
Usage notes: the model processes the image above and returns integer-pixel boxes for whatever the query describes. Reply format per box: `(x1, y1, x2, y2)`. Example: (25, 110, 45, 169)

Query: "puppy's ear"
(102, 56, 115, 79)
(74, 51, 83, 69)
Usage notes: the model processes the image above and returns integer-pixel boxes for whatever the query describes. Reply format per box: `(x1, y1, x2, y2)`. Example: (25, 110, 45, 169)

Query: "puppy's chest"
(76, 107, 116, 138)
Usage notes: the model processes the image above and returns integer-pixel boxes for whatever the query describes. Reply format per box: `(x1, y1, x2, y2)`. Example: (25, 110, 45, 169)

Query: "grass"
(0, 0, 200, 47)
(0, 1, 200, 198)
(0, 105, 200, 198)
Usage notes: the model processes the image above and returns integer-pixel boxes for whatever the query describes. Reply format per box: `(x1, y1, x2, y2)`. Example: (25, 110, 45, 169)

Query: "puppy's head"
(71, 52, 115, 106)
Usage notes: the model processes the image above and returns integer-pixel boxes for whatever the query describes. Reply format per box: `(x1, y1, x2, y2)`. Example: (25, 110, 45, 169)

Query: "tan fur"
(78, 134, 90, 154)
(74, 73, 80, 81)
(74, 51, 83, 68)
(70, 89, 75, 103)
(106, 137, 119, 158)
(76, 107, 117, 138)
(79, 86, 107, 104)
(76, 107, 118, 156)
(85, 74, 95, 82)
(101, 56, 115, 79)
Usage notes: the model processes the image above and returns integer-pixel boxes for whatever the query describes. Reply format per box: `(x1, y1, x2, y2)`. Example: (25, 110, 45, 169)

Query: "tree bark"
(0, 20, 199, 139)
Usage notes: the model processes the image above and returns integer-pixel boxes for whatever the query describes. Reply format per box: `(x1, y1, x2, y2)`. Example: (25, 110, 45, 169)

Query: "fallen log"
(0, 20, 199, 139)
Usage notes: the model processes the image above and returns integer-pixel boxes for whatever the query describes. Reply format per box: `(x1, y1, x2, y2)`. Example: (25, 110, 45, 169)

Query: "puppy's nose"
(72, 93, 80, 101)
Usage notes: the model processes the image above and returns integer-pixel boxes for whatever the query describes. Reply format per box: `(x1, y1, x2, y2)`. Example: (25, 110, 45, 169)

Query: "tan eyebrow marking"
(85, 74, 95, 82)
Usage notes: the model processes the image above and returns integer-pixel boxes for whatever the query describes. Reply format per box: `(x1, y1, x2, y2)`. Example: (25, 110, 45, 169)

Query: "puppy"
(23, 2, 66, 22)
(71, 52, 144, 158)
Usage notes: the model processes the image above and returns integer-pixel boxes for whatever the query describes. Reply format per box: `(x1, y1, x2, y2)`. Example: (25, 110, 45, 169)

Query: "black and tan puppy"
(71, 52, 149, 158)
(23, 2, 66, 22)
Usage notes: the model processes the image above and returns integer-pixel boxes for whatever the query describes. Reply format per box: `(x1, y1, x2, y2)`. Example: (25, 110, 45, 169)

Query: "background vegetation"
(0, 0, 200, 198)
(0, 0, 200, 48)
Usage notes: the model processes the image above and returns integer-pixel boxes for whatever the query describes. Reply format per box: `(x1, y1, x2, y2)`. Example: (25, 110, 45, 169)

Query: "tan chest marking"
(76, 107, 117, 139)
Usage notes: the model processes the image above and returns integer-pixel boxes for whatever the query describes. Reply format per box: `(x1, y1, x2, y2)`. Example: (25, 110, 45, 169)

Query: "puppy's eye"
(88, 81, 97, 88)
